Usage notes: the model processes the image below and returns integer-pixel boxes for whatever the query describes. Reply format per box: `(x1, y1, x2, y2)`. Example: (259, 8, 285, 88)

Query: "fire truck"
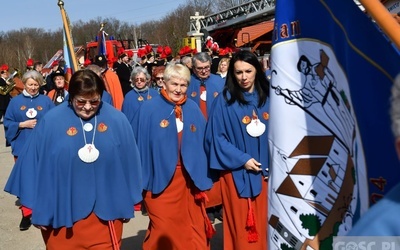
(84, 32, 145, 68)
(185, 0, 276, 56)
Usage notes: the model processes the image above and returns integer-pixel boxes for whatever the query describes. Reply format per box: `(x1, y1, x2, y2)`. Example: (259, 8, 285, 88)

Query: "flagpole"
(57, 0, 79, 72)
(358, 0, 400, 51)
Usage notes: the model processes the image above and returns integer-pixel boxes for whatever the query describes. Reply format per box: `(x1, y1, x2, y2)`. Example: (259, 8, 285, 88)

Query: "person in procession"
(204, 50, 270, 249)
(85, 64, 114, 106)
(44, 60, 60, 93)
(4, 69, 142, 249)
(181, 56, 193, 72)
(150, 65, 166, 93)
(188, 51, 225, 223)
(93, 55, 125, 111)
(26, 58, 34, 72)
(114, 52, 133, 96)
(0, 64, 12, 124)
(133, 63, 215, 249)
(217, 57, 230, 79)
(122, 66, 158, 125)
(47, 68, 68, 105)
(3, 70, 55, 230)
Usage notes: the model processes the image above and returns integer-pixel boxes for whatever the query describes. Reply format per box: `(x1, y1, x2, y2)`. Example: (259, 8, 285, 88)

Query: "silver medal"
(83, 123, 93, 132)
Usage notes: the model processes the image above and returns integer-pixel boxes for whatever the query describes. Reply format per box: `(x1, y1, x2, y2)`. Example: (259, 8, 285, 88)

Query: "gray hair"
(85, 64, 103, 77)
(130, 66, 151, 82)
(192, 52, 212, 67)
(22, 70, 45, 86)
(181, 56, 192, 66)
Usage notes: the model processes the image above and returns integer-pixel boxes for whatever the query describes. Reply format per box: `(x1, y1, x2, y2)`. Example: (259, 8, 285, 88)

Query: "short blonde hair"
(163, 64, 190, 84)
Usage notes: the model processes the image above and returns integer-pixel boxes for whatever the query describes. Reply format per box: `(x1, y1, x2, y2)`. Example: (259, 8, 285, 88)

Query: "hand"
(244, 158, 262, 172)
(21, 119, 37, 129)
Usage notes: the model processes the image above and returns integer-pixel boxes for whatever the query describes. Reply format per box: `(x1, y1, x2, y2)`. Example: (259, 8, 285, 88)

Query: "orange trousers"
(41, 212, 123, 250)
(220, 171, 268, 250)
(143, 166, 210, 250)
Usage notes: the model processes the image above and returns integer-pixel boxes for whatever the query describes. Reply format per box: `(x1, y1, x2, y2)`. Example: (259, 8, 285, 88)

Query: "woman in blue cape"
(4, 70, 142, 249)
(133, 64, 214, 249)
(122, 66, 158, 125)
(4, 70, 55, 159)
(205, 50, 270, 250)
(4, 70, 55, 230)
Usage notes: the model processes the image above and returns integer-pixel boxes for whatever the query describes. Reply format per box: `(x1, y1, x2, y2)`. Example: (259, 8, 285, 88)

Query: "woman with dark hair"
(5, 70, 142, 249)
(205, 50, 270, 249)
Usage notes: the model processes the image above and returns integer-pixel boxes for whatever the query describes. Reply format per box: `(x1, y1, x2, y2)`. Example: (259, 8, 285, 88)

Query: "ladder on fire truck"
(188, 0, 275, 35)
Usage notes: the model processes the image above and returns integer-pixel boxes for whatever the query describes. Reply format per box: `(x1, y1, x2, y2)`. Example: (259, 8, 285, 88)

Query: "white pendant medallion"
(26, 108, 37, 118)
(246, 119, 266, 137)
(200, 90, 207, 101)
(78, 143, 99, 163)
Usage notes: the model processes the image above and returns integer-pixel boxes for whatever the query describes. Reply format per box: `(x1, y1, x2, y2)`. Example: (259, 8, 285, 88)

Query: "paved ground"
(0, 124, 223, 249)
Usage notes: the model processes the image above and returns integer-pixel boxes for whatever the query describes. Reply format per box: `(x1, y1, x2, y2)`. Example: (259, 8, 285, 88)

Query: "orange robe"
(143, 166, 210, 250)
(200, 84, 222, 208)
(102, 69, 124, 111)
(220, 171, 268, 250)
(142, 132, 211, 250)
(41, 212, 123, 250)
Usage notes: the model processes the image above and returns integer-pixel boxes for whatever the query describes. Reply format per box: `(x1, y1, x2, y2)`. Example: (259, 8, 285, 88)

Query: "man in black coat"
(114, 53, 132, 96)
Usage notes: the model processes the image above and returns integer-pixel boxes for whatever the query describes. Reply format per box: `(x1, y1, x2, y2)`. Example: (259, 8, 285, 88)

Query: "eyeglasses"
(74, 98, 101, 107)
(195, 66, 210, 71)
(135, 78, 147, 82)
(155, 77, 164, 81)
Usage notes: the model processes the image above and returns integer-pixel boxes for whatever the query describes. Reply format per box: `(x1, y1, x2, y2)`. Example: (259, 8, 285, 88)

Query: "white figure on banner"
(274, 50, 355, 154)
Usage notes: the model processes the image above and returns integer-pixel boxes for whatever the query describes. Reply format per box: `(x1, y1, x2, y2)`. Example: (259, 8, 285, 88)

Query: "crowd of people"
(1, 44, 272, 250)
(1, 30, 400, 249)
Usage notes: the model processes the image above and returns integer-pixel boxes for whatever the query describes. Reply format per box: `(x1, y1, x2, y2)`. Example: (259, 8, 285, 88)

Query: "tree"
(300, 213, 322, 236)
(0, 0, 232, 68)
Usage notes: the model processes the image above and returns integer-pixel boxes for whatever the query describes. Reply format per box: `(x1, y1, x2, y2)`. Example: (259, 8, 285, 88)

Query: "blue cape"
(122, 87, 159, 124)
(4, 102, 142, 228)
(188, 73, 225, 114)
(348, 183, 400, 236)
(4, 93, 55, 156)
(133, 95, 213, 194)
(205, 91, 270, 198)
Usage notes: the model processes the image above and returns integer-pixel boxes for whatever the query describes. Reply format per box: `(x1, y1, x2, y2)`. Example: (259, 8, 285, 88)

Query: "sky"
(1, 0, 188, 32)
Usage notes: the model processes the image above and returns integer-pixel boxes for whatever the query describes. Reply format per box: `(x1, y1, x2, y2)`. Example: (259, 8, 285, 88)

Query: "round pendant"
(78, 144, 99, 163)
(200, 90, 207, 101)
(56, 96, 64, 103)
(83, 123, 93, 132)
(176, 118, 183, 133)
(246, 119, 266, 137)
(138, 96, 144, 101)
(26, 108, 37, 118)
